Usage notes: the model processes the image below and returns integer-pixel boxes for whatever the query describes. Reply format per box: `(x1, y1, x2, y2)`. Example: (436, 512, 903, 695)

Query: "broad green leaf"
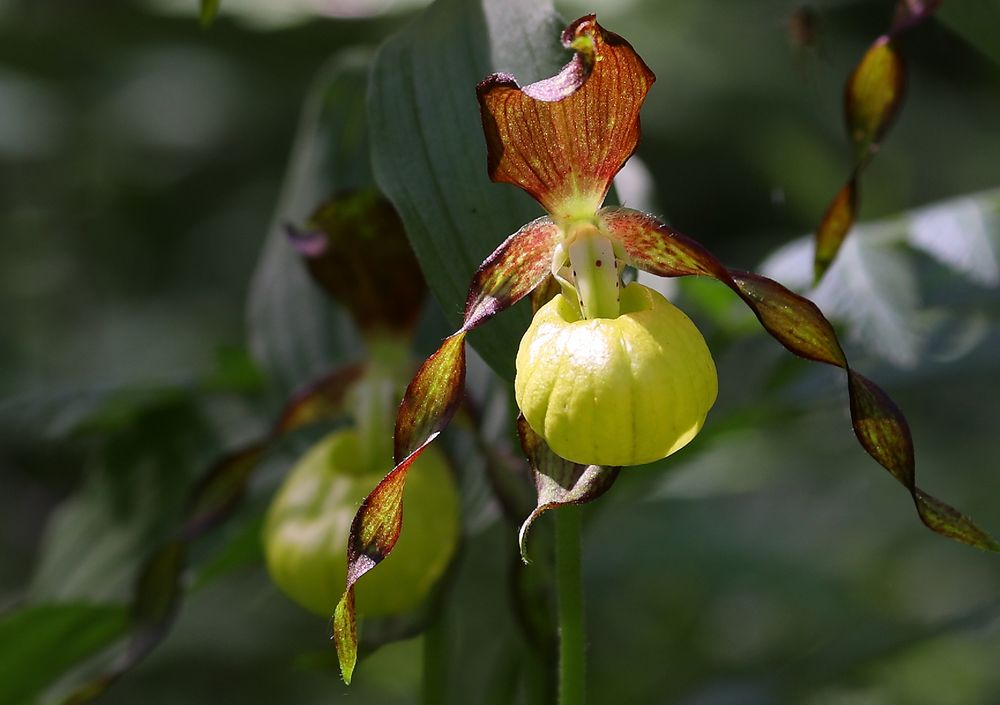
(0, 604, 126, 705)
(30, 396, 211, 603)
(368, 0, 565, 379)
(247, 52, 371, 395)
(829, 233, 922, 368)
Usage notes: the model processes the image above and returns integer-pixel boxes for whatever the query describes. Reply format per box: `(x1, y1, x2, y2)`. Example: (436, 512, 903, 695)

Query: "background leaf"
(368, 0, 565, 379)
(246, 52, 372, 396)
(937, 0, 1000, 68)
(0, 604, 127, 705)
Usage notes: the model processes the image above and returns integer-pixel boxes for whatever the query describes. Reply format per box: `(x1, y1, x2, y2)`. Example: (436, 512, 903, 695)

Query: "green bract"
(516, 282, 717, 466)
(264, 429, 459, 617)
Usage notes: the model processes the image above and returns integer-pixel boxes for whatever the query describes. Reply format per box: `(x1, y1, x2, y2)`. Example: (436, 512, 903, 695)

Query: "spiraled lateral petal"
(846, 36, 906, 158)
(813, 0, 939, 281)
(464, 216, 561, 330)
(516, 416, 619, 563)
(814, 176, 859, 283)
(394, 333, 468, 463)
(332, 435, 440, 684)
(477, 15, 655, 219)
(602, 206, 999, 552)
(338, 219, 558, 681)
(395, 219, 558, 462)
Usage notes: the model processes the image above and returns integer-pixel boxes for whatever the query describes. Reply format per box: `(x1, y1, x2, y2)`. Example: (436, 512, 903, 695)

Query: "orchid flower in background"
(332, 14, 999, 683)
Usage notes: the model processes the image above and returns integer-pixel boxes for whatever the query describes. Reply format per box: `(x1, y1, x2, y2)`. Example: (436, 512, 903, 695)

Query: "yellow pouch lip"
(515, 283, 717, 467)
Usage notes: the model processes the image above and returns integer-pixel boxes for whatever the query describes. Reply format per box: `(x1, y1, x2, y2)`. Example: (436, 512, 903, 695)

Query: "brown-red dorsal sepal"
(477, 15, 655, 219)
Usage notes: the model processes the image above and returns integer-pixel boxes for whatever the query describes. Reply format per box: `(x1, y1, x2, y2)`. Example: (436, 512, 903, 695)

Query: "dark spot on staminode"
(572, 270, 577, 276)
(595, 259, 602, 267)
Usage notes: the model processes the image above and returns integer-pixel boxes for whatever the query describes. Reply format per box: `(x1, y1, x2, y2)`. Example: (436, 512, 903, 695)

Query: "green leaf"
(247, 52, 372, 394)
(0, 604, 127, 705)
(368, 0, 565, 379)
(30, 395, 211, 603)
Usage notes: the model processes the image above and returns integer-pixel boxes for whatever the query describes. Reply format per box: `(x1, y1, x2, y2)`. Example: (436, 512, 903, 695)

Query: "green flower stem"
(555, 506, 586, 705)
(422, 606, 450, 705)
(354, 335, 408, 471)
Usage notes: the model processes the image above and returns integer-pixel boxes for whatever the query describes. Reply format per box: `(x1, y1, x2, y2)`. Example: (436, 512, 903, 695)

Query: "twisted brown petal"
(334, 220, 558, 681)
(813, 0, 937, 281)
(603, 206, 999, 553)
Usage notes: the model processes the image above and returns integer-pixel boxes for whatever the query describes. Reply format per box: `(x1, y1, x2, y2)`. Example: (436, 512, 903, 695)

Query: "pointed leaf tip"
(333, 435, 441, 684)
(332, 590, 357, 684)
(478, 15, 655, 218)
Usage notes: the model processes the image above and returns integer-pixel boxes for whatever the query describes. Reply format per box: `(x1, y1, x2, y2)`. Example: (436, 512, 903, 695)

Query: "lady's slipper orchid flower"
(332, 14, 998, 683)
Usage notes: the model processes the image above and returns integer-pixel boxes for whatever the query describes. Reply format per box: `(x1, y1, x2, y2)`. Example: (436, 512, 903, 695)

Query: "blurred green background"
(1, 1, 999, 703)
